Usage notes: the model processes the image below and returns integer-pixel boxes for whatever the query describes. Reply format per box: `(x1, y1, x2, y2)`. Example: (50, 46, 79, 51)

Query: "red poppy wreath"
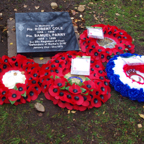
(0, 54, 41, 105)
(40, 51, 111, 111)
(80, 24, 135, 62)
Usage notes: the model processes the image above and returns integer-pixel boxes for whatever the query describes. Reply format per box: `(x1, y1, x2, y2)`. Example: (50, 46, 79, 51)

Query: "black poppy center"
(33, 73, 37, 77)
(73, 89, 78, 93)
(12, 94, 17, 98)
(94, 98, 98, 103)
(55, 60, 59, 63)
(95, 65, 99, 68)
(45, 72, 48, 76)
(83, 96, 87, 101)
(74, 96, 79, 100)
(57, 83, 62, 87)
(53, 88, 58, 93)
(4, 59, 8, 63)
(18, 87, 23, 91)
(104, 81, 108, 86)
(61, 57, 65, 60)
(87, 84, 91, 88)
(100, 95, 104, 99)
(45, 67, 49, 70)
(2, 91, 6, 95)
(51, 65, 55, 68)
(2, 97, 6, 101)
(94, 52, 98, 56)
(101, 87, 105, 91)
(32, 80, 36, 84)
(67, 95, 71, 99)
(59, 92, 64, 96)
(30, 91, 34, 96)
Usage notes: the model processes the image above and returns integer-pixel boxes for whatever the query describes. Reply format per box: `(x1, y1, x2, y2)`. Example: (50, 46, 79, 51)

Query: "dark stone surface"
(15, 12, 79, 57)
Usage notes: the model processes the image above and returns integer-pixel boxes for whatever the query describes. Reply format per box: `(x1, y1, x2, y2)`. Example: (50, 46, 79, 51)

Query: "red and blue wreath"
(0, 54, 41, 105)
(40, 51, 111, 111)
(80, 24, 135, 62)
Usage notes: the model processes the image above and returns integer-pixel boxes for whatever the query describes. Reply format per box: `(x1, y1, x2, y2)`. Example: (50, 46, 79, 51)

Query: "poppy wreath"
(80, 24, 135, 62)
(106, 53, 144, 102)
(0, 54, 41, 105)
(40, 51, 111, 111)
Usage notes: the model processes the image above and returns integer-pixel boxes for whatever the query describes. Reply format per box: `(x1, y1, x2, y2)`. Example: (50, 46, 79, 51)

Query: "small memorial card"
(71, 56, 90, 75)
(87, 26, 104, 39)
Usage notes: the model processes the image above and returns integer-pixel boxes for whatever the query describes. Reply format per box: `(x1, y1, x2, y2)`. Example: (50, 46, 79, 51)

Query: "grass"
(0, 0, 144, 143)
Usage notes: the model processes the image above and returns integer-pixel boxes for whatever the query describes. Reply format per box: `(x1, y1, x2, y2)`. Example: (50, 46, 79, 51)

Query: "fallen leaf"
(35, 6, 40, 9)
(71, 110, 76, 114)
(40, 98, 44, 101)
(88, 2, 93, 5)
(68, 110, 70, 114)
(10, 42, 13, 45)
(9, 18, 13, 21)
(24, 4, 27, 8)
(38, 113, 43, 117)
(2, 28, 7, 32)
(74, 19, 78, 23)
(78, 5, 85, 12)
(41, 10, 44, 12)
(103, 111, 105, 114)
(139, 114, 144, 119)
(93, 14, 98, 20)
(138, 124, 142, 128)
(71, 10, 76, 15)
(115, 13, 120, 16)
(14, 9, 17, 12)
(101, 18, 104, 21)
(39, 57, 44, 60)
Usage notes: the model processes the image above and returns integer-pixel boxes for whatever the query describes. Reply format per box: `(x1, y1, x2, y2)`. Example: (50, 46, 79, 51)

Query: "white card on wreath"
(87, 26, 104, 39)
(71, 57, 90, 75)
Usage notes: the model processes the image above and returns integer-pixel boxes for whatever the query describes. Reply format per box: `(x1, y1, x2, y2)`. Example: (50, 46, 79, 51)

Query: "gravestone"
(15, 12, 79, 57)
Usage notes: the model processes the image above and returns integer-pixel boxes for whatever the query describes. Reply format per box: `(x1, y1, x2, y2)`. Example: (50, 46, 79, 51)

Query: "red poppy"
(49, 84, 60, 97)
(69, 84, 82, 95)
(7, 90, 21, 101)
(27, 87, 38, 101)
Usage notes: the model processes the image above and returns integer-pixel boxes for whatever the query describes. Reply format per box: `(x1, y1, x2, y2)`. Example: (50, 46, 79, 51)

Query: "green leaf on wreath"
(85, 77, 90, 81)
(50, 75, 54, 79)
(65, 86, 70, 91)
(80, 88, 86, 93)
(90, 89, 94, 92)
(9, 100, 16, 105)
(111, 54, 114, 57)
(13, 85, 18, 90)
(60, 86, 66, 90)
(79, 82, 84, 86)
(21, 91, 26, 97)
(83, 93, 88, 95)
(68, 79, 73, 85)
(55, 76, 60, 79)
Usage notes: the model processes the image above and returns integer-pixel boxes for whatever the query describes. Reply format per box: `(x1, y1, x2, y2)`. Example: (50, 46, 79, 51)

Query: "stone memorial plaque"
(15, 12, 79, 57)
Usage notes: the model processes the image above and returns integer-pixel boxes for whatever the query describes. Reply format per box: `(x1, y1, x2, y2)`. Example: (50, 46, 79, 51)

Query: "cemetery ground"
(0, 0, 144, 143)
